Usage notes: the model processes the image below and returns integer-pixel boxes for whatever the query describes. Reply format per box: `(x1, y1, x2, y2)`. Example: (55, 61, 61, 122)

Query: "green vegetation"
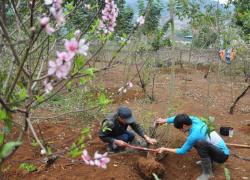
(19, 163, 37, 173)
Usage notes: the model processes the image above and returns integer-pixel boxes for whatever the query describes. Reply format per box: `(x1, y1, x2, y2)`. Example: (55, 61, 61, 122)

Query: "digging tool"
(124, 143, 158, 152)
(226, 143, 250, 148)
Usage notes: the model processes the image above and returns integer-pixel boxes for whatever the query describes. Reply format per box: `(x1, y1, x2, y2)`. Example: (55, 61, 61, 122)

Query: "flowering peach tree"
(0, 0, 146, 168)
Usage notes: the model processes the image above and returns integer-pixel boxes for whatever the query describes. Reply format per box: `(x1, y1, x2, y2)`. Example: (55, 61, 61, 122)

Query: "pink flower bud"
(127, 81, 133, 88)
(137, 16, 145, 26)
(39, 17, 50, 27)
(43, 79, 53, 94)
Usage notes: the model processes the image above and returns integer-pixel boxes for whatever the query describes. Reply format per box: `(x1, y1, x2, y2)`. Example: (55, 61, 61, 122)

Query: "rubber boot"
(196, 158, 214, 180)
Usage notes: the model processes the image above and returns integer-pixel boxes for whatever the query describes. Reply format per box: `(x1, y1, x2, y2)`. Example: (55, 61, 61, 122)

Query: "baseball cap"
(117, 106, 135, 124)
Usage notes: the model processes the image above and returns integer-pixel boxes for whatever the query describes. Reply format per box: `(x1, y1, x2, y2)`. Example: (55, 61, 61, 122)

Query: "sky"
(125, 0, 229, 6)
(218, 0, 229, 4)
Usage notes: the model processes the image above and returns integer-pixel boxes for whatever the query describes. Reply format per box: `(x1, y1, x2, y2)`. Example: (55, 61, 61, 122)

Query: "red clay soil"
(105, 87, 145, 104)
(2, 65, 250, 180)
(137, 157, 165, 179)
(2, 120, 143, 180)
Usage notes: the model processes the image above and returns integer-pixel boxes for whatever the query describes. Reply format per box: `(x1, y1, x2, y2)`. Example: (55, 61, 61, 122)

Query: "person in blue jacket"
(155, 114, 230, 180)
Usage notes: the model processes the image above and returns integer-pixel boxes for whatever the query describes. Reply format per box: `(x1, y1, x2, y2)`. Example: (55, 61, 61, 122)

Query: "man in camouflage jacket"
(99, 106, 157, 152)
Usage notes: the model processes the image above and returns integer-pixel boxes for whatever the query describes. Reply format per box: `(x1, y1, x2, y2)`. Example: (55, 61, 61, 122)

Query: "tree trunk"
(0, 0, 7, 27)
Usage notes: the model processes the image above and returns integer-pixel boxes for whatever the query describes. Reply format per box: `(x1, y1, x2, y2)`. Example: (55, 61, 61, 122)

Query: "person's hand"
(155, 118, 166, 126)
(156, 147, 167, 153)
(145, 136, 157, 145)
(114, 140, 127, 147)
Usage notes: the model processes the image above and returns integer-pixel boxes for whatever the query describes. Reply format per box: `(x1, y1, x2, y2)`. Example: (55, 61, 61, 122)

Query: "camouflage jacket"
(99, 113, 145, 144)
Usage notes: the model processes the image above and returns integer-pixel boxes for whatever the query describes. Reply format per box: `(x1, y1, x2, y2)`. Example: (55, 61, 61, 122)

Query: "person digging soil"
(155, 114, 230, 180)
(99, 106, 157, 153)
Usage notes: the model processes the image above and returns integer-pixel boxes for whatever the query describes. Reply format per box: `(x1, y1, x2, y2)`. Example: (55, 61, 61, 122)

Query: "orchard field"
(0, 0, 249, 180)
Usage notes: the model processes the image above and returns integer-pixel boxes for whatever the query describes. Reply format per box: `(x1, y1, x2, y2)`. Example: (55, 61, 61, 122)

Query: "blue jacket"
(167, 116, 230, 155)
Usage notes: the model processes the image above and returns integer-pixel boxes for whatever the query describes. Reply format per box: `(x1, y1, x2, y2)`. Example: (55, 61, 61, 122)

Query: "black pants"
(108, 131, 135, 150)
(194, 140, 229, 163)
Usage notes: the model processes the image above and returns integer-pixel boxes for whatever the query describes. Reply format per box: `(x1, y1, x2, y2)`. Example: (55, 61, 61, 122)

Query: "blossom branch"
(0, 97, 27, 114)
(26, 115, 47, 153)
(31, 39, 48, 78)
(0, 97, 14, 112)
(9, 0, 29, 35)
(79, 5, 103, 38)
(0, 16, 29, 77)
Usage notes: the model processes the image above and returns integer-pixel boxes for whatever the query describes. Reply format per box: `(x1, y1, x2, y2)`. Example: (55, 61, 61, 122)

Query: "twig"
(27, 115, 46, 151)
(229, 85, 250, 114)
(0, 16, 29, 77)
(6, 41, 33, 100)
(31, 38, 46, 79)
(3, 59, 14, 91)
(232, 153, 250, 162)
(79, 5, 103, 38)
(9, 0, 29, 35)
(0, 97, 14, 112)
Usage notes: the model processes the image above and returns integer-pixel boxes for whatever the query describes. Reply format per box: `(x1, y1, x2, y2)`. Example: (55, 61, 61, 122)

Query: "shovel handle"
(226, 143, 250, 148)
(125, 144, 158, 152)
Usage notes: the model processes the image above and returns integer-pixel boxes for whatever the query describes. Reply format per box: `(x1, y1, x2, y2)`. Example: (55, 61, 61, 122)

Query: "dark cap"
(117, 106, 135, 124)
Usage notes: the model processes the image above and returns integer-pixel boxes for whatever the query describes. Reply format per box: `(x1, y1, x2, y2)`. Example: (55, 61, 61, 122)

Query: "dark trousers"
(109, 131, 135, 150)
(194, 140, 229, 163)
(115, 130, 135, 142)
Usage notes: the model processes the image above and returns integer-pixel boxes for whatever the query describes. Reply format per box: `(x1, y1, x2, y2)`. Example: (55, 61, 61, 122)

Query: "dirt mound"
(137, 157, 165, 179)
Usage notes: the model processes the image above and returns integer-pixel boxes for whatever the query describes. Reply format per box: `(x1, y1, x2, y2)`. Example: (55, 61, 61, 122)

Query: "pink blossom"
(39, 17, 50, 27)
(46, 0, 64, 26)
(99, 0, 119, 34)
(55, 0, 63, 4)
(53, 0, 63, 9)
(48, 59, 63, 76)
(57, 61, 71, 79)
(48, 59, 71, 79)
(81, 150, 110, 169)
(43, 79, 53, 94)
(50, 6, 56, 15)
(65, 39, 78, 54)
(99, 21, 105, 29)
(39, 16, 55, 35)
(56, 51, 74, 62)
(127, 81, 133, 88)
(94, 151, 103, 160)
(118, 82, 132, 94)
(94, 152, 110, 169)
(89, 160, 95, 166)
(81, 149, 92, 165)
(74, 30, 81, 39)
(137, 16, 145, 26)
(64, 38, 89, 56)
(50, 7, 65, 25)
(45, 24, 55, 35)
(78, 39, 89, 56)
